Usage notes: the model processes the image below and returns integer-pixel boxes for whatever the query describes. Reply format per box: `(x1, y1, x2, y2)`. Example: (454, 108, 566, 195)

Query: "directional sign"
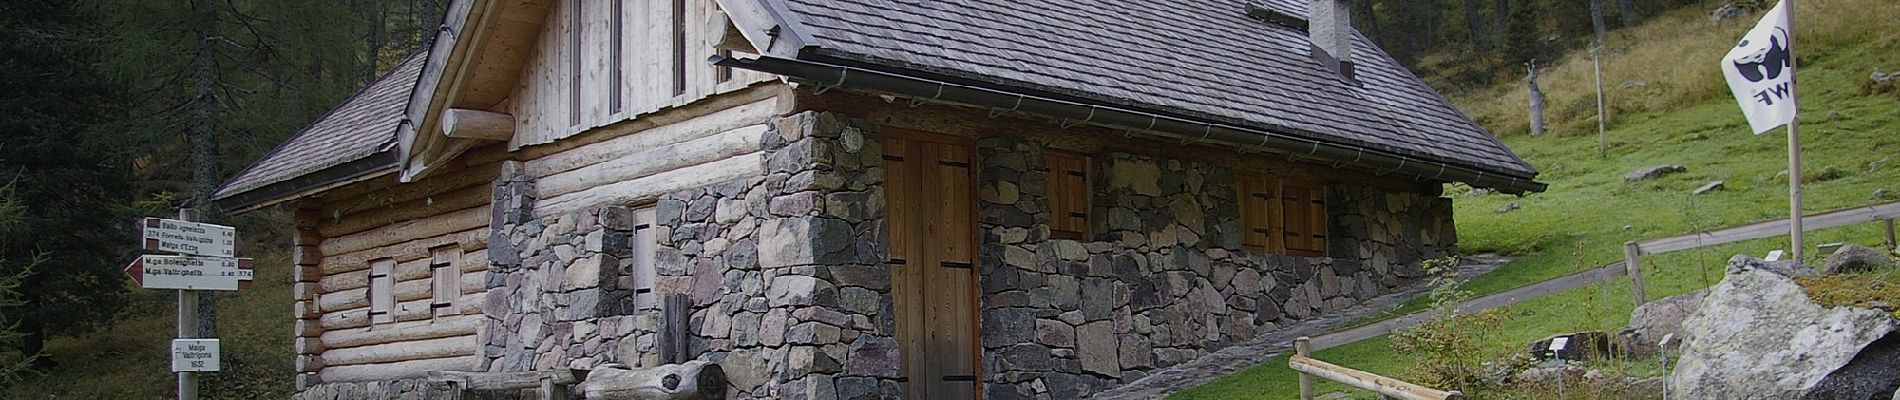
(142, 218, 235, 258)
(123, 255, 245, 291)
(171, 339, 220, 372)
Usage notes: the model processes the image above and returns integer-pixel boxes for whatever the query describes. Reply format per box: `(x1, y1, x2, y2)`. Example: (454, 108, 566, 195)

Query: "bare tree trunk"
(1465, 0, 1486, 49)
(1528, 60, 1546, 137)
(360, 0, 383, 85)
(420, 0, 441, 46)
(187, 0, 221, 337)
(1617, 0, 1640, 27)
(1492, 0, 1510, 50)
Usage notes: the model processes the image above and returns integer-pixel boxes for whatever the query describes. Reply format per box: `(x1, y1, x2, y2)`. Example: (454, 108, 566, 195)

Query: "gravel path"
(1092, 254, 1517, 400)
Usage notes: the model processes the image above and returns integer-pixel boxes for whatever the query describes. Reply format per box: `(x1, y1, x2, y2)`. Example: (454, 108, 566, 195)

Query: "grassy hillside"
(3, 214, 295, 399)
(1177, 1, 1900, 398)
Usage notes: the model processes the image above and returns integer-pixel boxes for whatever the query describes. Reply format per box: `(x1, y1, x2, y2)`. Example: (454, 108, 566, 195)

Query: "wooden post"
(176, 208, 200, 400)
(1785, 0, 1806, 263)
(1624, 242, 1646, 306)
(1296, 336, 1314, 400)
(1883, 219, 1895, 253)
(539, 376, 566, 400)
(659, 294, 690, 364)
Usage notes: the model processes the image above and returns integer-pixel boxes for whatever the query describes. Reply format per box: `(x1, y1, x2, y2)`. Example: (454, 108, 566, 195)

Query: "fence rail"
(1623, 200, 1900, 304)
(1291, 337, 1463, 400)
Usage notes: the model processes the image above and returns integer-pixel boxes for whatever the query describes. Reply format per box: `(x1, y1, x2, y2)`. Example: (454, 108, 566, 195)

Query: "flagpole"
(1786, 0, 1804, 261)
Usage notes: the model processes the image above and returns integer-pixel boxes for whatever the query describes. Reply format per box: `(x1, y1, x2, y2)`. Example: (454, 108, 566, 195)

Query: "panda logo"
(1731, 28, 1791, 83)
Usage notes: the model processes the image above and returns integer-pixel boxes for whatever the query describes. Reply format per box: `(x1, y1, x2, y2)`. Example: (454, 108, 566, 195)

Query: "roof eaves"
(214, 150, 399, 213)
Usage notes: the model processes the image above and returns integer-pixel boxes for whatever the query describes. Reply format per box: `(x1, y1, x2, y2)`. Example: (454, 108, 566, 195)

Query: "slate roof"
(774, 0, 1536, 178)
(213, 54, 424, 204)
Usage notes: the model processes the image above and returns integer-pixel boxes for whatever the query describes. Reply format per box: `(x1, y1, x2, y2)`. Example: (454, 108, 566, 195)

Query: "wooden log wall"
(302, 156, 501, 385)
(525, 91, 781, 216)
(510, 0, 775, 148)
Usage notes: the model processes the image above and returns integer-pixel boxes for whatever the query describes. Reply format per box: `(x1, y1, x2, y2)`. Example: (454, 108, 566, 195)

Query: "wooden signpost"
(131, 209, 242, 400)
(142, 217, 236, 258)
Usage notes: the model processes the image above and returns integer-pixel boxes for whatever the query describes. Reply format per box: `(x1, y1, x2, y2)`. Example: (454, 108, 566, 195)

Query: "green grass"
(3, 222, 295, 399)
(1177, 1, 1900, 398)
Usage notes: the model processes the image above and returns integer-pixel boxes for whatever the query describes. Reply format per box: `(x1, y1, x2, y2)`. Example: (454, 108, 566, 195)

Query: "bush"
(1390, 257, 1514, 392)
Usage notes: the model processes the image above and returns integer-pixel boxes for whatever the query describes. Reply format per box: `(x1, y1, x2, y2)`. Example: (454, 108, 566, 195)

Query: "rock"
(1822, 244, 1897, 274)
(1496, 201, 1520, 214)
(1692, 180, 1725, 195)
(1671, 255, 1900, 399)
(1710, 2, 1752, 22)
(1816, 165, 1852, 182)
(1619, 289, 1708, 358)
(1624, 165, 1686, 182)
(1876, 188, 1893, 202)
(1528, 332, 1612, 361)
(1076, 321, 1119, 377)
(1515, 363, 1586, 385)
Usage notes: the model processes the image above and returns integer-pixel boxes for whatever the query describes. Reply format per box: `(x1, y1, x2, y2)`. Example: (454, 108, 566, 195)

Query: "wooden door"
(884, 131, 980, 399)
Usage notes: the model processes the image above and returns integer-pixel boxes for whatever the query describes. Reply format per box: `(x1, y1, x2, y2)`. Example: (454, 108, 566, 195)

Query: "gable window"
(429, 246, 462, 317)
(1237, 174, 1327, 256)
(369, 258, 395, 324)
(1046, 151, 1091, 240)
(629, 207, 659, 311)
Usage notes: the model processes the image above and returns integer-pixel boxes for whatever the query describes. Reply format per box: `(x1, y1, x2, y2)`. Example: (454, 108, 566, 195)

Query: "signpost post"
(132, 208, 242, 400)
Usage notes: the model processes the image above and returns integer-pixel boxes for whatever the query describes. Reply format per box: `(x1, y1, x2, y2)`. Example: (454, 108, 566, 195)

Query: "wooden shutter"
(630, 207, 659, 311)
(429, 247, 462, 317)
(1046, 151, 1090, 240)
(369, 259, 395, 324)
(1282, 181, 1328, 256)
(1237, 173, 1282, 253)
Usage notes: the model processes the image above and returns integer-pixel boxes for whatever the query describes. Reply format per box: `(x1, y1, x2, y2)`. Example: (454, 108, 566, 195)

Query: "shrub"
(1390, 257, 1514, 392)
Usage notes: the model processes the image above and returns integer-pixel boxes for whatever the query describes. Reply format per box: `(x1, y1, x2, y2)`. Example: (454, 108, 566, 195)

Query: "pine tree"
(0, 0, 135, 367)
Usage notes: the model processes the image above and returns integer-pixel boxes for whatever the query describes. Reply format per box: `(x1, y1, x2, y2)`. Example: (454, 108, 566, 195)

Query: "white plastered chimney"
(1309, 0, 1355, 80)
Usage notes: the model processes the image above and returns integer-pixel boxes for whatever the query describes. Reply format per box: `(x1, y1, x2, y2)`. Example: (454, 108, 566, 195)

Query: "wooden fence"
(1290, 337, 1463, 400)
(1623, 200, 1900, 305)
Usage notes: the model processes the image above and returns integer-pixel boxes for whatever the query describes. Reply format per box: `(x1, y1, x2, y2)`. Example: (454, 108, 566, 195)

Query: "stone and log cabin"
(215, 0, 1544, 398)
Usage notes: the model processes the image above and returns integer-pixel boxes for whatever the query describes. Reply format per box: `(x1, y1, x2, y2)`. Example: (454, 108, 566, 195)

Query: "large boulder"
(1823, 244, 1897, 275)
(1618, 289, 1708, 358)
(1671, 255, 1900, 399)
(1528, 331, 1612, 361)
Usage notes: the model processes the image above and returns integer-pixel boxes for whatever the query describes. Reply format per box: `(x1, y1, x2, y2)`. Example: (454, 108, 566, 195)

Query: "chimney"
(1308, 0, 1355, 80)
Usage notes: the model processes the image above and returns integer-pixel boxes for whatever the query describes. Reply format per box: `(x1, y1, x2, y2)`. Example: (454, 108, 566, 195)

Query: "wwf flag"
(1722, 0, 1796, 134)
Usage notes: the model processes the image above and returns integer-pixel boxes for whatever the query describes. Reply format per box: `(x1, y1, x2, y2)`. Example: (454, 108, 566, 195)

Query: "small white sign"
(171, 339, 220, 372)
(142, 218, 236, 258)
(1765, 250, 1785, 261)
(138, 255, 241, 291)
(1548, 337, 1570, 352)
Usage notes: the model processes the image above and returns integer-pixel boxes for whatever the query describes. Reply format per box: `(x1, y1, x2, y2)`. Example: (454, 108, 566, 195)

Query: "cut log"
(319, 205, 489, 257)
(317, 355, 481, 383)
(508, 87, 778, 168)
(318, 183, 493, 238)
(319, 228, 487, 275)
(442, 108, 516, 141)
(535, 124, 765, 199)
(322, 335, 475, 367)
(705, 10, 755, 53)
(536, 152, 762, 216)
(321, 315, 480, 349)
(579, 361, 727, 400)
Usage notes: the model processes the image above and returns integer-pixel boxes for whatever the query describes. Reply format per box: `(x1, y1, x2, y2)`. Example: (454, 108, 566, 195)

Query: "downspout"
(714, 55, 1547, 195)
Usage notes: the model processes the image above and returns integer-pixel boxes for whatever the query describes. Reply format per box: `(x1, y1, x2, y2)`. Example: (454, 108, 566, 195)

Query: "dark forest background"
(0, 0, 1734, 393)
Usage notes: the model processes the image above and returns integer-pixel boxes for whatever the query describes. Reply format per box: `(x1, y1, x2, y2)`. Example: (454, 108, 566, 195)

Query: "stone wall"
(291, 378, 442, 400)
(446, 109, 1451, 400)
(647, 111, 902, 399)
(484, 162, 657, 373)
(973, 138, 1454, 399)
